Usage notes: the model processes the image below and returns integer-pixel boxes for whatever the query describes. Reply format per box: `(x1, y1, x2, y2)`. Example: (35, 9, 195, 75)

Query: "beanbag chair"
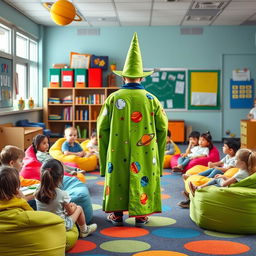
(0, 197, 78, 254)
(62, 175, 93, 224)
(170, 146, 220, 173)
(190, 172, 256, 234)
(184, 166, 239, 193)
(49, 138, 98, 171)
(20, 145, 85, 183)
(163, 142, 181, 169)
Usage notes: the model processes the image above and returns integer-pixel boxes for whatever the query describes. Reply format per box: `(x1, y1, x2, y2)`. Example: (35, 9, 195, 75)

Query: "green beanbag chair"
(190, 172, 256, 234)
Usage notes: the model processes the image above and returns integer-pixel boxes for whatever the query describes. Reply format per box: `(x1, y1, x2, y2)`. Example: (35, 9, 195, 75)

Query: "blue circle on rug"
(152, 228, 201, 239)
(162, 205, 171, 212)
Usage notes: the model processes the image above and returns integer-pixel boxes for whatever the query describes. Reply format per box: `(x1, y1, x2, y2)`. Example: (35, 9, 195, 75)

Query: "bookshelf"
(43, 87, 118, 142)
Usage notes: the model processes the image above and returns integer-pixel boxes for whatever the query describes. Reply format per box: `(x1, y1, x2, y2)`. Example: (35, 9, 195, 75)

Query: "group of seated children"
(0, 126, 99, 241)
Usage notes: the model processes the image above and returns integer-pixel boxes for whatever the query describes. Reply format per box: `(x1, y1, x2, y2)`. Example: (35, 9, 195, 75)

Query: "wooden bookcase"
(43, 87, 118, 142)
(240, 120, 256, 150)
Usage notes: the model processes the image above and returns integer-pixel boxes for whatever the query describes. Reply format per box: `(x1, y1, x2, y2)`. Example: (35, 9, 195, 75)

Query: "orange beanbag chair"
(49, 138, 98, 172)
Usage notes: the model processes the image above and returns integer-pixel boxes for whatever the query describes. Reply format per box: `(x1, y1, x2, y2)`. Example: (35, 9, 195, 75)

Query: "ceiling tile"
(226, 1, 256, 10)
(90, 21, 119, 26)
(118, 10, 150, 17)
(152, 9, 188, 16)
(121, 21, 149, 26)
(116, 3, 151, 11)
(153, 2, 191, 10)
(79, 10, 116, 17)
(75, 3, 114, 11)
(119, 16, 149, 22)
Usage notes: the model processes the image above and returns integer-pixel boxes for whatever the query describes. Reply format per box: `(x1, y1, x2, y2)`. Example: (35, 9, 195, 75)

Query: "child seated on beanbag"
(86, 131, 99, 158)
(33, 134, 82, 175)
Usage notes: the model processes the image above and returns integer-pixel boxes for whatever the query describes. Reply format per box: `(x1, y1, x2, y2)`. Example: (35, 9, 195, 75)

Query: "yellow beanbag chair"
(185, 165, 239, 193)
(163, 142, 181, 169)
(50, 138, 98, 172)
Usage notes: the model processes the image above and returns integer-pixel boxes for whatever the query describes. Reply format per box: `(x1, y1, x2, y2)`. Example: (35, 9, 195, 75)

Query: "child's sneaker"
(79, 224, 97, 238)
(70, 170, 77, 175)
(135, 216, 149, 227)
(107, 213, 123, 226)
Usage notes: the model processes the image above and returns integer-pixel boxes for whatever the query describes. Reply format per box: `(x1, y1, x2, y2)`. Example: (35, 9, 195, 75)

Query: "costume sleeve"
(97, 101, 111, 177)
(154, 102, 168, 176)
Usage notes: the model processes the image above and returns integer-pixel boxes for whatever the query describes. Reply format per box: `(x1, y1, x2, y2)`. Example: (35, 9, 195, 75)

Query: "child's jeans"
(205, 177, 224, 187)
(198, 168, 223, 178)
(178, 156, 191, 168)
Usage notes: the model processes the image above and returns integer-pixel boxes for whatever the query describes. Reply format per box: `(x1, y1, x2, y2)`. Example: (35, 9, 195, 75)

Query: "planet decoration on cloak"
(130, 162, 141, 174)
(146, 93, 154, 100)
(115, 99, 126, 110)
(140, 176, 149, 187)
(137, 133, 155, 146)
(140, 193, 148, 205)
(131, 111, 143, 123)
(105, 185, 110, 196)
(108, 162, 113, 173)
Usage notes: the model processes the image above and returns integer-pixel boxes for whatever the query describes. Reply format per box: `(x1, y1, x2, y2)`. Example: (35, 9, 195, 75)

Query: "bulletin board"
(0, 57, 13, 108)
(141, 69, 186, 110)
(188, 70, 220, 110)
(230, 79, 254, 108)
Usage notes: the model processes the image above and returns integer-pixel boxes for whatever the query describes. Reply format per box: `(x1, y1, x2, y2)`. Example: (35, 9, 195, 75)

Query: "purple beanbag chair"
(170, 146, 220, 173)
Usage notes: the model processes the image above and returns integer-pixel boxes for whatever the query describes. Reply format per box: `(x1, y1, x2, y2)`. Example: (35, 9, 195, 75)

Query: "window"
(0, 23, 11, 54)
(0, 21, 39, 109)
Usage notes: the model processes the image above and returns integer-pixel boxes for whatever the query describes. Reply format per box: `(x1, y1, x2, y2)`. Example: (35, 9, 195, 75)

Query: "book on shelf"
(76, 125, 87, 139)
(48, 114, 62, 120)
(49, 97, 61, 104)
(62, 95, 72, 104)
(63, 107, 73, 120)
(75, 109, 88, 120)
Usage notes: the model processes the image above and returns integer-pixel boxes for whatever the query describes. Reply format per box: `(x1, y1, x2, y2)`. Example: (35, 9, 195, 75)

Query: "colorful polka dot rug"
(66, 170, 256, 256)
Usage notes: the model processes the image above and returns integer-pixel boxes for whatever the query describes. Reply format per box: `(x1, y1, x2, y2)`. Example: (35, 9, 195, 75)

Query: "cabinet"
(168, 120, 185, 143)
(0, 123, 43, 151)
(43, 87, 118, 141)
(240, 120, 256, 150)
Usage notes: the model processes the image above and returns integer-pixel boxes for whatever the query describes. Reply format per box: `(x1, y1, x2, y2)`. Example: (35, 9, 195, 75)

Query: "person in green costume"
(97, 32, 168, 227)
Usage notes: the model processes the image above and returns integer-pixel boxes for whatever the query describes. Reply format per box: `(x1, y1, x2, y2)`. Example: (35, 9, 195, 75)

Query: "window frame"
(0, 19, 39, 110)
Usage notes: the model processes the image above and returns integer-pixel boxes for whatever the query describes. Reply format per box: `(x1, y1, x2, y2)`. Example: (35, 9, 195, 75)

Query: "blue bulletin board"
(230, 79, 254, 108)
(0, 57, 13, 108)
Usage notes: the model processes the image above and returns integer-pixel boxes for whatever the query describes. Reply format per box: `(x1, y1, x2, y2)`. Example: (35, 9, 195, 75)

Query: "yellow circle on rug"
(184, 240, 250, 254)
(100, 240, 151, 253)
(133, 251, 188, 256)
(85, 176, 98, 180)
(125, 216, 176, 227)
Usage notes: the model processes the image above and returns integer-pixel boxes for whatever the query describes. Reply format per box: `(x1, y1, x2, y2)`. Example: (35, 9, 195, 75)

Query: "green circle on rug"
(100, 240, 151, 253)
(204, 230, 243, 238)
(92, 204, 102, 210)
(85, 176, 98, 180)
(125, 216, 176, 227)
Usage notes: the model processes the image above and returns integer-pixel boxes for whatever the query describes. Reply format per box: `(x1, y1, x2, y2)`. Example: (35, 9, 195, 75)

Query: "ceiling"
(3, 0, 256, 27)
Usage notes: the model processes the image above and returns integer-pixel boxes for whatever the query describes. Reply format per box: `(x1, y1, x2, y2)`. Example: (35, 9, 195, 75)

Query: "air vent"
(180, 27, 203, 35)
(186, 15, 213, 21)
(77, 28, 100, 36)
(192, 1, 226, 9)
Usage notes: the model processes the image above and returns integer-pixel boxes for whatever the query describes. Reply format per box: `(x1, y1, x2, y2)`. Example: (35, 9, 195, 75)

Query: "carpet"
(66, 143, 256, 256)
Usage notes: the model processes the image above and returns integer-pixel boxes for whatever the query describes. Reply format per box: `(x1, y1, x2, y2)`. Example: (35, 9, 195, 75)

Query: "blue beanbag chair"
(62, 176, 93, 224)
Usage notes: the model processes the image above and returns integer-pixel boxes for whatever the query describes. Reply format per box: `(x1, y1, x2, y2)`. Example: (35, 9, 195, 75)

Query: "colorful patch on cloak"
(141, 176, 149, 187)
(108, 162, 113, 173)
(115, 99, 126, 109)
(146, 93, 154, 100)
(137, 133, 155, 146)
(130, 162, 141, 174)
(105, 185, 110, 196)
(140, 193, 148, 205)
(131, 111, 143, 123)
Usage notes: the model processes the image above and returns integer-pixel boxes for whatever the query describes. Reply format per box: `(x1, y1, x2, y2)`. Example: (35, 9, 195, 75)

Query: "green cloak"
(97, 86, 168, 217)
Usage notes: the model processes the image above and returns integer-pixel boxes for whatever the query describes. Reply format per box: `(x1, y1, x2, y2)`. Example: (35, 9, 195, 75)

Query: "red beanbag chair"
(170, 146, 220, 173)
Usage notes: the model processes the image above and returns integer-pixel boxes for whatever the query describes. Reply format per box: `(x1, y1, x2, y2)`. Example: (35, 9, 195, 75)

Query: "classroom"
(0, 0, 256, 255)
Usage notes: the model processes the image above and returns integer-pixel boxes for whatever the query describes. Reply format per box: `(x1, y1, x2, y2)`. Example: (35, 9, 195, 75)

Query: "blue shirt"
(62, 141, 83, 153)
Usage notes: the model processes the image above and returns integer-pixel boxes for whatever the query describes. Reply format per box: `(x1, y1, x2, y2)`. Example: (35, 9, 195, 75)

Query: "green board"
(141, 69, 186, 109)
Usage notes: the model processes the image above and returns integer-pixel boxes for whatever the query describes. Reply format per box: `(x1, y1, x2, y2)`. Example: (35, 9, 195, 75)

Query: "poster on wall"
(0, 57, 13, 108)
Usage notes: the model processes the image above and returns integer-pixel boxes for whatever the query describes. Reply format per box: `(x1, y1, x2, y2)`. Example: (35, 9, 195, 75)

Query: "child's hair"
(200, 131, 213, 150)
(35, 159, 64, 204)
(0, 145, 25, 165)
(91, 130, 97, 138)
(167, 130, 171, 137)
(32, 134, 50, 153)
(189, 131, 200, 140)
(64, 126, 77, 134)
(0, 166, 20, 200)
(236, 148, 256, 175)
(223, 138, 240, 154)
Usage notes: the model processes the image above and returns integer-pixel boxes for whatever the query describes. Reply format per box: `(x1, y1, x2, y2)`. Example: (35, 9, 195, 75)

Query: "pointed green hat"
(113, 32, 153, 78)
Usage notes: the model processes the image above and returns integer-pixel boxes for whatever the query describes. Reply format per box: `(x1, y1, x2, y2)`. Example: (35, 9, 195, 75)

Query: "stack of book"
(62, 95, 72, 104)
(48, 114, 62, 120)
(49, 97, 61, 104)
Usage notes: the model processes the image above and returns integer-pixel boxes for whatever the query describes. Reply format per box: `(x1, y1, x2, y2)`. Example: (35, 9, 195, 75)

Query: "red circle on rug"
(100, 226, 149, 238)
(97, 181, 105, 186)
(68, 240, 97, 253)
(161, 194, 171, 199)
(184, 240, 250, 255)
